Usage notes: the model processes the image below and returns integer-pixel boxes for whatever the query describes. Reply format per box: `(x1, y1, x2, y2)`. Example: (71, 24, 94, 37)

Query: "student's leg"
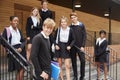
(57, 58, 63, 80)
(64, 58, 70, 80)
(26, 44, 32, 61)
(78, 51, 85, 80)
(70, 47, 77, 79)
(96, 62, 100, 80)
(16, 68, 24, 80)
(103, 63, 108, 80)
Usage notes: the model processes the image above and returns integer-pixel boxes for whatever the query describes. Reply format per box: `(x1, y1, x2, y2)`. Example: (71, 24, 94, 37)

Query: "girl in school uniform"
(55, 16, 75, 80)
(26, 7, 42, 61)
(94, 30, 108, 80)
(2, 16, 26, 80)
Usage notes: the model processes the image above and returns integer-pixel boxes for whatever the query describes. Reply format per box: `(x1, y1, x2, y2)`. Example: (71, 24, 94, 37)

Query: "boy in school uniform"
(30, 18, 55, 80)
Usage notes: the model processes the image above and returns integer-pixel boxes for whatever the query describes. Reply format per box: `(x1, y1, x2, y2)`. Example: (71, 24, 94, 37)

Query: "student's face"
(32, 9, 39, 16)
(10, 17, 19, 28)
(70, 15, 78, 23)
(43, 25, 53, 36)
(42, 2, 48, 9)
(60, 19, 67, 28)
(100, 33, 106, 38)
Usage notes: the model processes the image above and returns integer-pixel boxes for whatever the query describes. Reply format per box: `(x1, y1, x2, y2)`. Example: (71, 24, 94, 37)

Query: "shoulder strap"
(79, 22, 83, 27)
(56, 28, 60, 44)
(5, 27, 11, 39)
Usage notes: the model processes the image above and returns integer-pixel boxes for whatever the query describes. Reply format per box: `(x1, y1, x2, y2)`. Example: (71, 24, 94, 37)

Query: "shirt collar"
(72, 21, 80, 26)
(60, 26, 70, 31)
(9, 25, 19, 32)
(96, 37, 106, 44)
(41, 31, 49, 39)
(41, 8, 48, 12)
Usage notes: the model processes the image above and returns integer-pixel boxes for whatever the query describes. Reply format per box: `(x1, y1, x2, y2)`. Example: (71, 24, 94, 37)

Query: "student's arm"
(26, 17, 31, 38)
(19, 30, 25, 50)
(98, 41, 108, 56)
(49, 10, 53, 19)
(69, 28, 75, 47)
(2, 29, 8, 47)
(30, 36, 42, 75)
(2, 28, 7, 40)
(54, 28, 58, 45)
(81, 24, 86, 47)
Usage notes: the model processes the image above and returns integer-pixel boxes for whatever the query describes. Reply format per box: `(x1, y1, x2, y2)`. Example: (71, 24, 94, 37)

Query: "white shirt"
(41, 31, 49, 39)
(9, 26, 21, 45)
(96, 37, 106, 46)
(42, 8, 48, 12)
(72, 21, 80, 26)
(59, 27, 70, 43)
(31, 16, 37, 27)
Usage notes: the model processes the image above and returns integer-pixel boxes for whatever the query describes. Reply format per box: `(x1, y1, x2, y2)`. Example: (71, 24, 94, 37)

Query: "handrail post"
(89, 55, 91, 80)
(94, 31, 96, 46)
(116, 52, 117, 80)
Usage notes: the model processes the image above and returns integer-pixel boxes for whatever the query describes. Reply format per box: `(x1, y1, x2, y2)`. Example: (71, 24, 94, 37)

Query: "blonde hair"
(30, 7, 41, 24)
(43, 18, 56, 28)
(59, 16, 68, 26)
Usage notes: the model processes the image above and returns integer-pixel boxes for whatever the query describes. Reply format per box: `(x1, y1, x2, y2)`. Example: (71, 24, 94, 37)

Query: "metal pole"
(108, 7, 111, 45)
(116, 52, 117, 80)
(89, 56, 91, 80)
(72, 0, 75, 12)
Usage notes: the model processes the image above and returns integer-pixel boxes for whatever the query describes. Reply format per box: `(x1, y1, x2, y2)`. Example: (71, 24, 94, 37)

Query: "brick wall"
(0, 0, 120, 33)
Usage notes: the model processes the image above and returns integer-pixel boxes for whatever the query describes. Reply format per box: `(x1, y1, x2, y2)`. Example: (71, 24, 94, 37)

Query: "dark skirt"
(55, 42, 70, 59)
(27, 29, 40, 44)
(8, 44, 26, 72)
(95, 53, 108, 63)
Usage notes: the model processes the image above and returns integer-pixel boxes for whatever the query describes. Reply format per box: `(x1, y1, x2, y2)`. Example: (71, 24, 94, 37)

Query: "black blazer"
(2, 27, 25, 50)
(94, 39, 108, 57)
(54, 27, 75, 47)
(39, 9, 53, 22)
(26, 17, 42, 38)
(70, 22, 86, 47)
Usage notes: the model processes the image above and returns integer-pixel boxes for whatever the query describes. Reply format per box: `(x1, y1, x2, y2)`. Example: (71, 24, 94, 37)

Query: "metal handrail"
(107, 46, 120, 80)
(0, 35, 37, 80)
(74, 45, 95, 80)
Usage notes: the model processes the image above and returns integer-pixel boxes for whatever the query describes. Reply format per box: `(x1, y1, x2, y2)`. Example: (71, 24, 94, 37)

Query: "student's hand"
(40, 71, 49, 80)
(55, 45, 60, 50)
(16, 48, 22, 53)
(67, 46, 71, 51)
(27, 37, 30, 40)
(80, 47, 84, 52)
(26, 54, 30, 61)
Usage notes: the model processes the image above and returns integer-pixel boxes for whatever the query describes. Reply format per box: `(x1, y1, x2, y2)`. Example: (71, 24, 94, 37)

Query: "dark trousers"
(70, 46, 85, 78)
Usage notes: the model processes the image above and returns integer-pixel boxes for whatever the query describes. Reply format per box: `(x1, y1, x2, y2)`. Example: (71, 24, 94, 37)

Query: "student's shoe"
(79, 77, 85, 80)
(73, 77, 78, 80)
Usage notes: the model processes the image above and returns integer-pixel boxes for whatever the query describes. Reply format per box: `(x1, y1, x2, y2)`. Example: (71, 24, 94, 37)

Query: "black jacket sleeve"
(49, 10, 53, 19)
(81, 24, 86, 47)
(69, 28, 75, 47)
(30, 36, 42, 75)
(26, 17, 32, 37)
(38, 19, 43, 31)
(2, 28, 7, 40)
(95, 40, 108, 57)
(1, 29, 8, 47)
(19, 30, 25, 50)
(54, 28, 58, 45)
